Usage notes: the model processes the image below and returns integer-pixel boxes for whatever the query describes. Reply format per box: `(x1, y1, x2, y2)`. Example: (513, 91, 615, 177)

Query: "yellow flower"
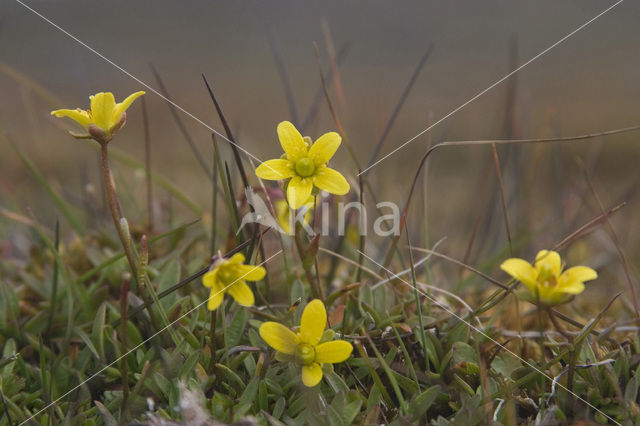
(275, 196, 314, 235)
(202, 253, 266, 311)
(51, 91, 145, 142)
(259, 299, 353, 387)
(255, 121, 350, 209)
(500, 249, 597, 305)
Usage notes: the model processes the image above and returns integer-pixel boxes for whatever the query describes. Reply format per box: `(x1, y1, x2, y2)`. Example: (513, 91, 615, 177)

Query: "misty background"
(1, 0, 639, 266)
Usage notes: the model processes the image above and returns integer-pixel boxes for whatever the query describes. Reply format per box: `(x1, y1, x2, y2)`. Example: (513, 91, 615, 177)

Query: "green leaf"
(91, 303, 107, 360)
(152, 372, 173, 400)
(178, 351, 201, 380)
(75, 328, 101, 361)
(239, 377, 259, 406)
(156, 259, 181, 309)
(407, 385, 440, 421)
(0, 283, 19, 327)
(1, 338, 17, 372)
(326, 403, 346, 426)
(94, 401, 117, 426)
(324, 371, 350, 394)
(226, 307, 249, 349)
(258, 380, 268, 411)
(342, 396, 363, 425)
(445, 320, 470, 349)
(273, 396, 286, 419)
(625, 376, 638, 404)
(451, 341, 479, 375)
(366, 379, 382, 411)
(290, 279, 306, 305)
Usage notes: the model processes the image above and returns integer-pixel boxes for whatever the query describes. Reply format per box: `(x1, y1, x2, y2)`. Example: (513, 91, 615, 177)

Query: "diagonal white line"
(360, 0, 625, 176)
(12, 0, 281, 175)
(357, 249, 621, 425)
(370, 236, 446, 290)
(18, 249, 283, 425)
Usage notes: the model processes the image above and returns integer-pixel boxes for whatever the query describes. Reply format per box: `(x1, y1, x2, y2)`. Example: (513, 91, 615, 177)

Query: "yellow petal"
(50, 108, 92, 128)
(560, 266, 597, 284)
(313, 167, 350, 195)
(259, 322, 298, 354)
(277, 121, 307, 162)
(276, 199, 293, 234)
(301, 362, 323, 387)
(255, 159, 295, 180)
(207, 287, 225, 311)
(299, 299, 326, 345)
(227, 253, 245, 264)
(89, 92, 116, 130)
(112, 91, 145, 122)
(227, 280, 254, 306)
(500, 258, 537, 290)
(287, 176, 313, 209)
(533, 286, 559, 304)
(202, 269, 218, 288)
(557, 280, 585, 295)
(308, 131, 341, 165)
(315, 340, 353, 364)
(535, 250, 562, 276)
(234, 264, 266, 281)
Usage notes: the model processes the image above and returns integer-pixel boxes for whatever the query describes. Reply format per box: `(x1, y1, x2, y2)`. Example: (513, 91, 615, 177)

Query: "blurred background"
(2, 0, 640, 310)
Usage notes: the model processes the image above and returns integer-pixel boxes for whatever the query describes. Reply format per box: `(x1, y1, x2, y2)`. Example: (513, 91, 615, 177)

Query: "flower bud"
(119, 217, 131, 242)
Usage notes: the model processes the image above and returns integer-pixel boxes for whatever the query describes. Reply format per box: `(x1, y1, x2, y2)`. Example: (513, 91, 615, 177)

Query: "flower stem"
(209, 309, 217, 372)
(293, 222, 323, 300)
(100, 142, 138, 277)
(101, 144, 161, 334)
(138, 235, 161, 332)
(548, 308, 577, 405)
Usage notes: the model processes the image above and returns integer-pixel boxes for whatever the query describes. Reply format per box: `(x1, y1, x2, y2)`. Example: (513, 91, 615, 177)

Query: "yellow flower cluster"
(51, 93, 602, 392)
(201, 252, 352, 387)
(53, 94, 354, 388)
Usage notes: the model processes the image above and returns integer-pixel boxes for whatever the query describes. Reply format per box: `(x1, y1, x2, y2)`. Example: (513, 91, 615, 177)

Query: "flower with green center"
(255, 121, 350, 209)
(259, 299, 353, 387)
(51, 91, 145, 143)
(202, 253, 266, 311)
(500, 249, 597, 305)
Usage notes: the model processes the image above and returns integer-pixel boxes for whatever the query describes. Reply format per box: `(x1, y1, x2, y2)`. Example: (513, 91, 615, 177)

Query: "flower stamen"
(297, 343, 316, 365)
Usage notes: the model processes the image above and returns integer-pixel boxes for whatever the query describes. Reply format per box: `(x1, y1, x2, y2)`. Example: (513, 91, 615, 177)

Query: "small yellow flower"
(202, 253, 266, 311)
(259, 299, 353, 387)
(500, 249, 597, 305)
(255, 121, 350, 209)
(275, 196, 314, 235)
(51, 91, 145, 142)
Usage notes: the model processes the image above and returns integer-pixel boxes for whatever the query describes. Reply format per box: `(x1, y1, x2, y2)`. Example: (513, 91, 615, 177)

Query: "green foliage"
(2, 63, 637, 426)
(3, 215, 635, 425)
